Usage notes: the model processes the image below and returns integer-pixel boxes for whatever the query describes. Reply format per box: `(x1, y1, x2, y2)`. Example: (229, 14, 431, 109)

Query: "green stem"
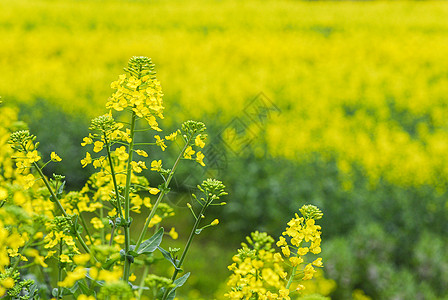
(161, 201, 208, 300)
(33, 162, 91, 255)
(285, 264, 298, 290)
(134, 137, 192, 251)
(57, 239, 63, 299)
(104, 134, 124, 219)
(123, 112, 137, 282)
(137, 265, 149, 299)
(109, 223, 116, 246)
(78, 212, 94, 246)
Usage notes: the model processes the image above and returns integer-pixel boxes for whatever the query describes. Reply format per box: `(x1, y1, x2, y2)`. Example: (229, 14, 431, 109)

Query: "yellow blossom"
(73, 254, 91, 265)
(81, 152, 92, 168)
(91, 217, 104, 229)
(51, 152, 62, 162)
(93, 141, 104, 153)
(196, 151, 205, 166)
(165, 131, 178, 141)
(150, 160, 162, 171)
(211, 219, 219, 226)
(195, 135, 205, 148)
(289, 256, 303, 267)
(148, 215, 162, 228)
(154, 135, 167, 151)
(281, 246, 290, 257)
(169, 227, 178, 239)
(26, 150, 41, 163)
(312, 257, 323, 267)
(135, 149, 148, 157)
(148, 187, 160, 195)
(60, 254, 72, 263)
(81, 136, 93, 146)
(0, 188, 8, 201)
(115, 146, 129, 161)
(183, 146, 195, 159)
(1, 278, 14, 289)
(78, 295, 95, 300)
(297, 247, 309, 256)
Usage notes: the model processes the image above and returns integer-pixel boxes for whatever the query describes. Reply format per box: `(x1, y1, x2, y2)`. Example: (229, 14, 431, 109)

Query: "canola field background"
(2, 0, 448, 299)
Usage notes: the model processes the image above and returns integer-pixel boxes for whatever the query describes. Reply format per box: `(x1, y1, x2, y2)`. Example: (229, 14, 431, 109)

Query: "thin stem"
(104, 133, 124, 219)
(134, 137, 192, 251)
(286, 264, 298, 289)
(137, 265, 149, 299)
(123, 112, 137, 282)
(57, 238, 63, 299)
(33, 162, 91, 255)
(161, 202, 208, 300)
(78, 212, 94, 246)
(109, 223, 116, 246)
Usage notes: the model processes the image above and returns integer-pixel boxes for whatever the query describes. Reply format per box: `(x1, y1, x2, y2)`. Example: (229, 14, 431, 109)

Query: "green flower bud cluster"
(89, 114, 119, 133)
(197, 178, 227, 201)
(124, 56, 156, 80)
(97, 280, 134, 300)
(299, 204, 323, 220)
(181, 120, 207, 143)
(242, 231, 275, 253)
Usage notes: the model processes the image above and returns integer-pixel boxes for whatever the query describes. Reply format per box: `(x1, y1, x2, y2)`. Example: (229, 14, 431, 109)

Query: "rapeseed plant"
(2, 57, 228, 299)
(225, 205, 325, 300)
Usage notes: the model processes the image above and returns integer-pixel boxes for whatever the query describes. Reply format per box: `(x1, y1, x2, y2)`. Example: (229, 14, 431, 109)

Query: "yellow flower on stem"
(169, 227, 178, 240)
(81, 152, 92, 168)
(165, 131, 178, 141)
(196, 151, 205, 166)
(154, 135, 167, 151)
(93, 141, 104, 153)
(50, 152, 62, 162)
(81, 136, 93, 146)
(183, 146, 195, 159)
(195, 135, 205, 148)
(115, 146, 129, 161)
(150, 160, 162, 171)
(148, 187, 160, 195)
(135, 149, 148, 157)
(91, 217, 104, 229)
(26, 150, 41, 163)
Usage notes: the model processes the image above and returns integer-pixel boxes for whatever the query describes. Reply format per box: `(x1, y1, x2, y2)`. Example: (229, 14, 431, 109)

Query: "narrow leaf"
(134, 227, 164, 255)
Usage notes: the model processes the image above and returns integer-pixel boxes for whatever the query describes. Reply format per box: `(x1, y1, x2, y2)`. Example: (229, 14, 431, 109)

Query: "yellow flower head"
(81, 152, 92, 168)
(183, 146, 195, 159)
(195, 135, 206, 148)
(150, 160, 162, 172)
(51, 152, 62, 162)
(196, 151, 205, 166)
(26, 150, 41, 163)
(93, 141, 104, 153)
(169, 227, 178, 240)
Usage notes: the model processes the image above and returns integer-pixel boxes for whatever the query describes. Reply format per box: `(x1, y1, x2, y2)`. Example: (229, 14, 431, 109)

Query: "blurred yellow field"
(2, 0, 448, 188)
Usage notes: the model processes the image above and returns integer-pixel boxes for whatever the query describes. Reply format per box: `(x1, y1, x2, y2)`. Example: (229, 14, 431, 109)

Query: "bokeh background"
(2, 0, 448, 299)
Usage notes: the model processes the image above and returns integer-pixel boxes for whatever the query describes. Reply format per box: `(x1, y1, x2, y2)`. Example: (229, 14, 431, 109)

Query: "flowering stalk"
(123, 112, 137, 282)
(162, 179, 226, 300)
(104, 132, 124, 220)
(134, 136, 192, 251)
(57, 238, 63, 299)
(33, 161, 91, 255)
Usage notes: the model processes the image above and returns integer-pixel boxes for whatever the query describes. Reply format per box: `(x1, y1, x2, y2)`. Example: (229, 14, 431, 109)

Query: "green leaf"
(130, 228, 164, 255)
(57, 181, 66, 195)
(165, 272, 190, 300)
(158, 246, 181, 270)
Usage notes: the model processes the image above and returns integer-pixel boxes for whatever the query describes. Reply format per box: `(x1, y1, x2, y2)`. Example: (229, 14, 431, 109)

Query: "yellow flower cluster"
(2, 1, 448, 189)
(225, 205, 325, 299)
(106, 58, 164, 132)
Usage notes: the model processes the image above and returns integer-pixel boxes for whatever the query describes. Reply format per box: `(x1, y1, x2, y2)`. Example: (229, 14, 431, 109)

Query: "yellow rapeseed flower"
(51, 152, 62, 162)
